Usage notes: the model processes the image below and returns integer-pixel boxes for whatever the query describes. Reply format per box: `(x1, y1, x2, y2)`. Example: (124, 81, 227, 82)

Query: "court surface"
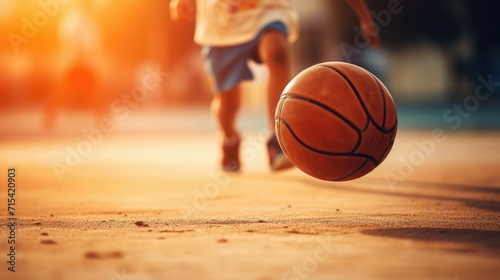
(0, 112, 499, 280)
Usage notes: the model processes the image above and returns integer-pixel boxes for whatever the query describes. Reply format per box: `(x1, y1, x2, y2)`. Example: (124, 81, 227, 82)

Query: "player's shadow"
(362, 227, 500, 254)
(297, 176, 500, 212)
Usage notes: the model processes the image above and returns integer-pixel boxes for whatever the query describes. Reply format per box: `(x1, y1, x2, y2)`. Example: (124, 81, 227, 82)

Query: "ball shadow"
(297, 176, 500, 212)
(362, 227, 500, 253)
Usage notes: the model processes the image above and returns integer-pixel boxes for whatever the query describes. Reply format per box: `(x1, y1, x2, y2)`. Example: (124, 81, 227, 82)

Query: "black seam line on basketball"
(334, 159, 370, 181)
(382, 119, 397, 134)
(388, 120, 398, 133)
(371, 74, 397, 131)
(276, 94, 287, 120)
(378, 141, 394, 163)
(282, 94, 362, 153)
(277, 119, 378, 165)
(370, 73, 387, 129)
(369, 120, 397, 135)
(317, 65, 370, 132)
(361, 116, 370, 132)
(319, 65, 394, 134)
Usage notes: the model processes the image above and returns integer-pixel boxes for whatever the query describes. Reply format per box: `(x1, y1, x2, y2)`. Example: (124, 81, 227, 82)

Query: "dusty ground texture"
(0, 130, 499, 280)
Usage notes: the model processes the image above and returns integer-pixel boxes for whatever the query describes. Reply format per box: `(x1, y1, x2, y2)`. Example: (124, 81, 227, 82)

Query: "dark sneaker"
(221, 134, 241, 172)
(267, 134, 294, 171)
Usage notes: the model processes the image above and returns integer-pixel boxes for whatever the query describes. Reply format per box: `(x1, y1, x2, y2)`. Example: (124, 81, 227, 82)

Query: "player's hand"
(170, 0, 195, 23)
(360, 20, 381, 48)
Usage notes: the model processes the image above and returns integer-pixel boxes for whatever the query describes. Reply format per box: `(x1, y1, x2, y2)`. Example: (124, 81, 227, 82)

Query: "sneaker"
(221, 134, 241, 172)
(267, 134, 294, 171)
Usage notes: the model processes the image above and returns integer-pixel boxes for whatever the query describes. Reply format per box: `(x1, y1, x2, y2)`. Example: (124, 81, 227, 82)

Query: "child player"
(170, 0, 380, 172)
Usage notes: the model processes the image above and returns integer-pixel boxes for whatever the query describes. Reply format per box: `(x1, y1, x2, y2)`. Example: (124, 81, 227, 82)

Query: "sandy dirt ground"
(0, 127, 499, 280)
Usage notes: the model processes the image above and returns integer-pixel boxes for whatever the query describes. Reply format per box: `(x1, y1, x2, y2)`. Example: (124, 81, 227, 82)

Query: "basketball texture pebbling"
(275, 62, 398, 181)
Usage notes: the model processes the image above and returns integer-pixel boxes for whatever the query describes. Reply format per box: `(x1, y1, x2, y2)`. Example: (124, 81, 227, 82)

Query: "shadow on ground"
(297, 176, 500, 212)
(362, 227, 500, 254)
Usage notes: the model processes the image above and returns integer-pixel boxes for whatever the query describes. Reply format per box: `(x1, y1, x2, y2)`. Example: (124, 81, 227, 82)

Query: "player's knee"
(264, 44, 289, 67)
(260, 33, 289, 68)
(269, 47, 289, 68)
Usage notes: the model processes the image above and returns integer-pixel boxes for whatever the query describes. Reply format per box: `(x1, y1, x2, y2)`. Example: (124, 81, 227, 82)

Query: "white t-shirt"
(194, 0, 299, 46)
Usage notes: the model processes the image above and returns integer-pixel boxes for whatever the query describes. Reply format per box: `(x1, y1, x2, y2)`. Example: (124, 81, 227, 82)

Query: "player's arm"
(345, 0, 380, 48)
(170, 0, 196, 23)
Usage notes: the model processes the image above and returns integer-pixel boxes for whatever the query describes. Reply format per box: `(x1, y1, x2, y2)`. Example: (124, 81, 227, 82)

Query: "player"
(170, 0, 380, 172)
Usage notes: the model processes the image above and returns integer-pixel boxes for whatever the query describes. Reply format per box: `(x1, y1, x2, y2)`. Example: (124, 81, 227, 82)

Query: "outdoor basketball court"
(0, 110, 499, 280)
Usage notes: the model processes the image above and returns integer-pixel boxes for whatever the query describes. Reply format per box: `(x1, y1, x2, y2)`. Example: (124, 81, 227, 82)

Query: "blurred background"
(0, 0, 499, 135)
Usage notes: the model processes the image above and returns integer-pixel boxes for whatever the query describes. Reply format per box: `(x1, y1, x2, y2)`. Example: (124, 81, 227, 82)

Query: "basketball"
(275, 62, 398, 181)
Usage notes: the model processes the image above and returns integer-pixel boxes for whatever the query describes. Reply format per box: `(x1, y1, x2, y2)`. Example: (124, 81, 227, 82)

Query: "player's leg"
(204, 41, 253, 172)
(258, 30, 291, 130)
(258, 30, 294, 171)
(211, 86, 241, 172)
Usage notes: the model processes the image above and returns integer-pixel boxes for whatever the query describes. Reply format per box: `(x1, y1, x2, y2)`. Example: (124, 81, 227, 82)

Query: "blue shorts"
(203, 21, 288, 93)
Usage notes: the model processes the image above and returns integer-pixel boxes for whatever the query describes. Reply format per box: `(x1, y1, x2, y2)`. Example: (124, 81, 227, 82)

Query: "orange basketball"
(275, 62, 398, 181)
